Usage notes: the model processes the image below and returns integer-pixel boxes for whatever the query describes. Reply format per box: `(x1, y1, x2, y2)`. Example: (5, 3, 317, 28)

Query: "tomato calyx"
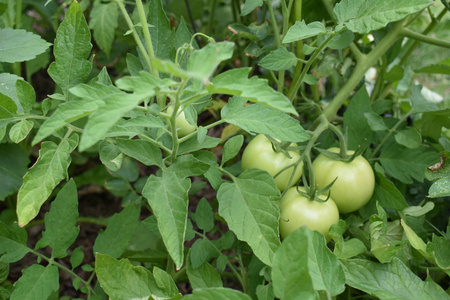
(315, 145, 366, 163)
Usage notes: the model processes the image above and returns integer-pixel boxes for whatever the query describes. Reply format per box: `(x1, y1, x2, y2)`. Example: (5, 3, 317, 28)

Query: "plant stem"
(267, 1, 285, 92)
(135, 0, 158, 77)
(369, 113, 410, 159)
(401, 27, 450, 49)
(115, 0, 152, 73)
(322, 21, 405, 121)
(287, 33, 335, 101)
(30, 249, 96, 296)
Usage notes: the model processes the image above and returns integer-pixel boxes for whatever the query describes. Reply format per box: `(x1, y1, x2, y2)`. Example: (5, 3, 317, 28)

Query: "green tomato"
(312, 147, 375, 214)
(241, 134, 303, 191)
(279, 187, 339, 240)
(166, 105, 197, 137)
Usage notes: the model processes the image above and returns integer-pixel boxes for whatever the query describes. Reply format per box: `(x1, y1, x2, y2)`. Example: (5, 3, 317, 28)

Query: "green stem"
(30, 249, 96, 296)
(135, 0, 158, 77)
(267, 1, 284, 92)
(138, 133, 172, 154)
(328, 122, 348, 158)
(323, 21, 404, 121)
(369, 113, 410, 159)
(349, 43, 364, 63)
(287, 33, 336, 101)
(401, 27, 450, 49)
(208, 0, 217, 35)
(115, 0, 152, 72)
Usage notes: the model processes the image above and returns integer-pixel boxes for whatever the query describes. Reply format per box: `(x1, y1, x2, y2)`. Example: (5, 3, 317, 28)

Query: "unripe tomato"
(312, 147, 375, 214)
(241, 134, 303, 191)
(279, 187, 339, 241)
(166, 105, 197, 137)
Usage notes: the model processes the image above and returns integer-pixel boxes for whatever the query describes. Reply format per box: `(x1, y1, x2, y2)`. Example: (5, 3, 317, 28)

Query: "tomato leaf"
(142, 170, 191, 269)
(241, 0, 263, 16)
(184, 288, 252, 300)
(9, 120, 33, 144)
(186, 255, 222, 289)
(343, 87, 373, 150)
(258, 48, 298, 71)
(0, 28, 51, 63)
(221, 135, 244, 166)
(93, 204, 140, 259)
(117, 138, 163, 167)
(0, 222, 29, 263)
(371, 171, 408, 211)
(17, 134, 79, 227)
(9, 265, 59, 300)
(380, 142, 439, 184)
(221, 97, 308, 143)
(89, 1, 119, 57)
(47, 1, 92, 99)
(35, 180, 79, 258)
(271, 228, 316, 299)
(334, 0, 432, 34)
(209, 68, 298, 116)
(95, 253, 172, 300)
(15, 80, 36, 114)
(342, 258, 450, 299)
(168, 154, 211, 178)
(410, 85, 440, 114)
(217, 169, 281, 266)
(0, 144, 29, 200)
(283, 21, 327, 43)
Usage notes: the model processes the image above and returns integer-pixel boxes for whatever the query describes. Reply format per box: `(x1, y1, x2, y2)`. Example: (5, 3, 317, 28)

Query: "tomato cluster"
(241, 136, 375, 240)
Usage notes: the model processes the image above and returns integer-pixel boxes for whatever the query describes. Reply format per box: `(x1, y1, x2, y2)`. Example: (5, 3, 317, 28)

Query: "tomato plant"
(279, 187, 339, 241)
(312, 148, 375, 214)
(241, 134, 303, 191)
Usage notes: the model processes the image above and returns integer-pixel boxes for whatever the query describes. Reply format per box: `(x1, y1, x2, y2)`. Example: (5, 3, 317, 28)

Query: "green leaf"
(189, 239, 216, 268)
(343, 87, 373, 150)
(0, 93, 17, 118)
(99, 140, 123, 171)
(401, 220, 434, 263)
(117, 138, 163, 167)
(168, 154, 211, 178)
(364, 112, 387, 131)
(371, 171, 408, 211)
(256, 284, 274, 300)
(0, 73, 22, 113)
(380, 142, 439, 184)
(15, 79, 36, 114)
(178, 135, 221, 155)
(369, 204, 403, 263)
(184, 288, 252, 300)
(334, 238, 367, 259)
(415, 58, 450, 75)
(70, 246, 84, 269)
(271, 228, 316, 299)
(430, 235, 450, 272)
(193, 198, 215, 232)
(221, 135, 244, 166)
(9, 119, 33, 143)
(187, 42, 235, 83)
(428, 177, 450, 198)
(93, 204, 140, 259)
(394, 127, 422, 148)
(115, 71, 176, 95)
(80, 92, 146, 151)
(35, 180, 79, 258)
(258, 48, 298, 71)
(17, 134, 79, 226)
(89, 1, 119, 57)
(0, 28, 51, 63)
(10, 265, 59, 300)
(47, 1, 92, 98)
(221, 97, 308, 143)
(327, 30, 355, 50)
(148, 0, 173, 61)
(95, 253, 171, 300)
(33, 98, 104, 144)
(283, 21, 327, 43)
(217, 168, 281, 266)
(186, 257, 222, 289)
(306, 230, 346, 296)
(142, 170, 191, 269)
(209, 68, 298, 116)
(0, 144, 29, 200)
(241, 0, 263, 16)
(334, 0, 432, 34)
(410, 85, 440, 114)
(342, 258, 450, 299)
(153, 267, 180, 298)
(0, 222, 29, 263)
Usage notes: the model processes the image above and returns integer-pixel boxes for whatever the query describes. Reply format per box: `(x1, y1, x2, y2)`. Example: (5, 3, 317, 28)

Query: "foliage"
(0, 0, 449, 299)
